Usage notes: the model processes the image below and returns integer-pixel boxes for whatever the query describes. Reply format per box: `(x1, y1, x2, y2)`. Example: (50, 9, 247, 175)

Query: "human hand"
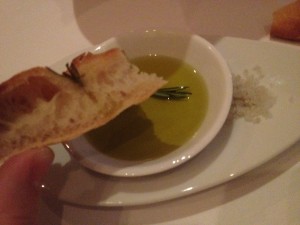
(0, 147, 54, 225)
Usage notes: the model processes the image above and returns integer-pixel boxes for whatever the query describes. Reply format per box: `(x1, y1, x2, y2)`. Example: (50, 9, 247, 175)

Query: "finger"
(0, 147, 54, 225)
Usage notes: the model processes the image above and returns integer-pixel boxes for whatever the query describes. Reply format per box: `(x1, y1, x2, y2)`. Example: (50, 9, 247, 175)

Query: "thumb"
(0, 147, 54, 225)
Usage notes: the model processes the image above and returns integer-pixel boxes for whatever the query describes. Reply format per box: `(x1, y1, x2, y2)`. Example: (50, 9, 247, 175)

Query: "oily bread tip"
(0, 48, 166, 161)
(270, 0, 300, 41)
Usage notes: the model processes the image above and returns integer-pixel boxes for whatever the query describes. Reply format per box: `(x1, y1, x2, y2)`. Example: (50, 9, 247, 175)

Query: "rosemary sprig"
(152, 86, 192, 100)
(62, 62, 83, 85)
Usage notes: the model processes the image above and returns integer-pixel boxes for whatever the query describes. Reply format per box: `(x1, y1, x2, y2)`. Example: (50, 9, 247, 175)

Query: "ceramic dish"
(43, 37, 300, 206)
(63, 31, 233, 177)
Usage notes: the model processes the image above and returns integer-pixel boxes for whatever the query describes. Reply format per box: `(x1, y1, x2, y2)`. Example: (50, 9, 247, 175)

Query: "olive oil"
(85, 55, 208, 161)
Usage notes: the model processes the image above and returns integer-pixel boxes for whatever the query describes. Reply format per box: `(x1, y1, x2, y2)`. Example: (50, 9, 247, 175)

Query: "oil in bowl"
(85, 55, 209, 161)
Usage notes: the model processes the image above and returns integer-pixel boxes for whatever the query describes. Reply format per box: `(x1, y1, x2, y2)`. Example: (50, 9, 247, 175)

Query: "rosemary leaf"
(152, 86, 192, 100)
(63, 63, 83, 85)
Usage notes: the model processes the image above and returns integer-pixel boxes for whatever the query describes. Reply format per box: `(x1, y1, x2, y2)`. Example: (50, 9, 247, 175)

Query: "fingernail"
(33, 147, 54, 163)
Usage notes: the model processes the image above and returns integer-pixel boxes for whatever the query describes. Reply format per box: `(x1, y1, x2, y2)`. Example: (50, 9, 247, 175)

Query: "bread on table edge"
(0, 48, 166, 162)
(270, 0, 300, 41)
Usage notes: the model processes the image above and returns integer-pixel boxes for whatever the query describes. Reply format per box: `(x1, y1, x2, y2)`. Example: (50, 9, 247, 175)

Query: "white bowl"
(64, 30, 232, 177)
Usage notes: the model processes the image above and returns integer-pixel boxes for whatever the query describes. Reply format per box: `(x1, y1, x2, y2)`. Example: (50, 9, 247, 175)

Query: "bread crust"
(270, 0, 300, 41)
(0, 48, 166, 161)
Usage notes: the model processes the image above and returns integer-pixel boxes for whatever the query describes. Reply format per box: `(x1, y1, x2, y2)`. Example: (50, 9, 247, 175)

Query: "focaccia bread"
(270, 0, 300, 41)
(0, 48, 166, 161)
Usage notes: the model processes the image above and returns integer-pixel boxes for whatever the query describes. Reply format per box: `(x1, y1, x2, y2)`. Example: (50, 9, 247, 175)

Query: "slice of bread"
(270, 0, 300, 41)
(0, 48, 166, 161)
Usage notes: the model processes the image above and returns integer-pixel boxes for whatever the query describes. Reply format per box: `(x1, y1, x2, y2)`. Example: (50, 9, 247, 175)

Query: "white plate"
(44, 37, 300, 206)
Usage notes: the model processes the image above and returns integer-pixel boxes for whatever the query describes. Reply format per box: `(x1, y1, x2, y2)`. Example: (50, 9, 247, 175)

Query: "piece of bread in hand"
(0, 48, 166, 161)
(270, 0, 300, 41)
